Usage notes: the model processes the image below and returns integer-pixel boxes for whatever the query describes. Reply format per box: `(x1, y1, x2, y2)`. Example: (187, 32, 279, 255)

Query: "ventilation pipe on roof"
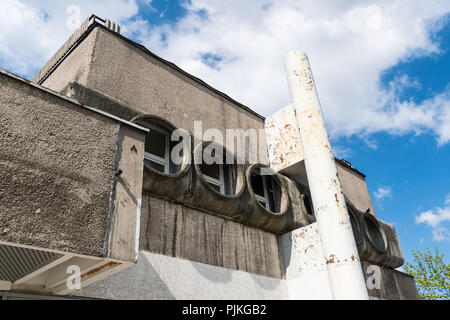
(105, 19, 121, 34)
(284, 51, 369, 300)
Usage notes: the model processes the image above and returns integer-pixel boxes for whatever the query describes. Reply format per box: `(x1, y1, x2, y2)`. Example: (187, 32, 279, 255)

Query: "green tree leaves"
(404, 247, 449, 300)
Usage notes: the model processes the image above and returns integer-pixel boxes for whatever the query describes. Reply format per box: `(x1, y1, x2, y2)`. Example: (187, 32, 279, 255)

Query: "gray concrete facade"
(141, 196, 285, 278)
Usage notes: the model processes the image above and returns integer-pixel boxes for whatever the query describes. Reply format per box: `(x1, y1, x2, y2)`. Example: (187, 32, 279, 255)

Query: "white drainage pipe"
(284, 51, 368, 300)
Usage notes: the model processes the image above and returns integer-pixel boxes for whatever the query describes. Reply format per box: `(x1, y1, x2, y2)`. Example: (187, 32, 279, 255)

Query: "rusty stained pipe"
(284, 51, 368, 300)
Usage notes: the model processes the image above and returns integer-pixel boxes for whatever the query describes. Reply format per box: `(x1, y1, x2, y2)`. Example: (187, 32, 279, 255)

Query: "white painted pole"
(284, 51, 368, 300)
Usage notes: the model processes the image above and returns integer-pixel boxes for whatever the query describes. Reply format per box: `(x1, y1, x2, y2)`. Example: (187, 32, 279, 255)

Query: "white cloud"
(416, 194, 450, 241)
(125, 0, 450, 145)
(373, 186, 393, 201)
(1, 1, 450, 145)
(0, 0, 140, 75)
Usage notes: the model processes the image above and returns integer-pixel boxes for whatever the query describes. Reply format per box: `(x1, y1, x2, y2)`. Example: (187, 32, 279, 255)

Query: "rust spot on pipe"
(304, 244, 314, 254)
(326, 254, 337, 264)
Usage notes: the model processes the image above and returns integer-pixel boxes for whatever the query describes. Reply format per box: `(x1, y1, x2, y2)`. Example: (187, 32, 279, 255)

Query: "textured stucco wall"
(40, 28, 99, 94)
(0, 72, 119, 257)
(140, 195, 286, 279)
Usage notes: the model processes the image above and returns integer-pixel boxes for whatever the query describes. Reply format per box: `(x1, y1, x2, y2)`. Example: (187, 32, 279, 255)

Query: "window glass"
(251, 172, 265, 197)
(250, 168, 282, 213)
(224, 164, 237, 195)
(200, 163, 221, 181)
(199, 146, 240, 195)
(146, 129, 167, 158)
(265, 176, 275, 211)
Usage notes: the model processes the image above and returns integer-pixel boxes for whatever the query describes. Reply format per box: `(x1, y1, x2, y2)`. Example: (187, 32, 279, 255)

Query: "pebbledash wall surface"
(0, 17, 419, 300)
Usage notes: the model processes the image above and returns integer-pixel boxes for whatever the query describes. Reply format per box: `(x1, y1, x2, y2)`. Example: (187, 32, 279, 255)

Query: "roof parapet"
(32, 14, 265, 121)
(32, 15, 121, 84)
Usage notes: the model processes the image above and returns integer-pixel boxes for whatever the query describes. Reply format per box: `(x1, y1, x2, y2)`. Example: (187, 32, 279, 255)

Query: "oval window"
(196, 142, 242, 196)
(249, 167, 283, 213)
(132, 115, 190, 176)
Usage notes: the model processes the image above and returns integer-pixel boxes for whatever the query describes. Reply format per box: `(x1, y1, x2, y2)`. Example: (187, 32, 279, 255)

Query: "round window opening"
(196, 142, 243, 196)
(132, 115, 191, 176)
(249, 166, 284, 213)
(364, 215, 387, 253)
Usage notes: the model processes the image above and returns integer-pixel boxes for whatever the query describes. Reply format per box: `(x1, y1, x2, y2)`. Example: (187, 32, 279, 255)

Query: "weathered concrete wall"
(265, 104, 303, 172)
(87, 27, 266, 139)
(74, 251, 288, 300)
(361, 261, 419, 300)
(281, 223, 333, 299)
(266, 104, 377, 216)
(142, 161, 311, 235)
(74, 241, 418, 300)
(337, 162, 376, 216)
(107, 125, 146, 262)
(342, 202, 404, 269)
(0, 71, 119, 257)
(280, 161, 376, 217)
(41, 26, 269, 165)
(281, 224, 418, 300)
(66, 82, 140, 123)
(40, 28, 99, 94)
(140, 196, 286, 279)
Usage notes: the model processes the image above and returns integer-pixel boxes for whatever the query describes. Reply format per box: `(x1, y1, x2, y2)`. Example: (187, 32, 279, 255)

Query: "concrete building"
(0, 15, 419, 300)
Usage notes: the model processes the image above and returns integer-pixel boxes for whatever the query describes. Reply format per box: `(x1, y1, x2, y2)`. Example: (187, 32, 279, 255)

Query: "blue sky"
(337, 17, 450, 262)
(0, 0, 449, 265)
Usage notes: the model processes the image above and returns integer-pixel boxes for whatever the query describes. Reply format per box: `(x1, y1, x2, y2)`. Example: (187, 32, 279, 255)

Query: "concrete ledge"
(73, 251, 288, 300)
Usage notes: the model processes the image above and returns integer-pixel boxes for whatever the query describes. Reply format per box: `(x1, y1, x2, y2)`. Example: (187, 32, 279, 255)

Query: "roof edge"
(1, 68, 149, 133)
(93, 23, 266, 121)
(335, 158, 366, 178)
(33, 17, 265, 121)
